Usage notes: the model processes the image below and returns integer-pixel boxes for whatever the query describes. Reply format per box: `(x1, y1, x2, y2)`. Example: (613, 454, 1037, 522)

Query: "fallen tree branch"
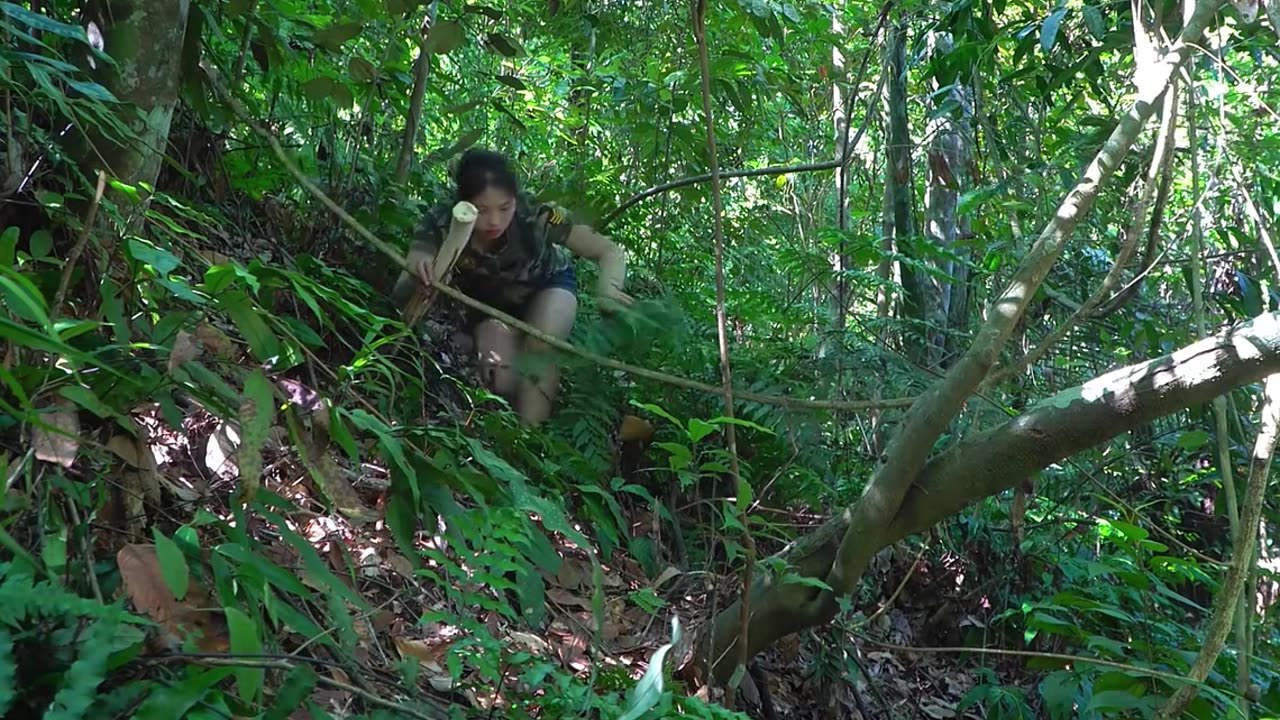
(199, 60, 914, 414)
(707, 307, 1280, 680)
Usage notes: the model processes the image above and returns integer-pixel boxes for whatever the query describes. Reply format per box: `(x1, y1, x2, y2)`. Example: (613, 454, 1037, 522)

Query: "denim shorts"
(468, 264, 577, 326)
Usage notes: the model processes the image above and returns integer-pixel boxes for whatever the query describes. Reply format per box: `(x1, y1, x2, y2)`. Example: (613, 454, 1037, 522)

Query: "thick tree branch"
(706, 0, 1226, 678)
(708, 309, 1280, 680)
(822, 0, 1225, 605)
(987, 81, 1180, 387)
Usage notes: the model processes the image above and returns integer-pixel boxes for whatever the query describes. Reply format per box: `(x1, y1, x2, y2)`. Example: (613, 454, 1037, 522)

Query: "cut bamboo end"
(452, 200, 478, 224)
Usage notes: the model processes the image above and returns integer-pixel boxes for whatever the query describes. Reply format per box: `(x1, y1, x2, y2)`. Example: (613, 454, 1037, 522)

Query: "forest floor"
(73, 308, 1033, 720)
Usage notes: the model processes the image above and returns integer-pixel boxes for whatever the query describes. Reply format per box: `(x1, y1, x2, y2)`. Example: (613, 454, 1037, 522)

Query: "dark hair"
(453, 148, 519, 202)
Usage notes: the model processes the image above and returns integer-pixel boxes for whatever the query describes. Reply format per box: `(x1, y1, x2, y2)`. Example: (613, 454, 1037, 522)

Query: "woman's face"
(470, 186, 517, 241)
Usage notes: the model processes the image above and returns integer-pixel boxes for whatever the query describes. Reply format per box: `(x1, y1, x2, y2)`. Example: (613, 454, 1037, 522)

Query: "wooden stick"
(402, 200, 476, 327)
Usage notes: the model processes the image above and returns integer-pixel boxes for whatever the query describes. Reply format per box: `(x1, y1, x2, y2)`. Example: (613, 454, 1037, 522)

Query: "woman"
(397, 149, 632, 425)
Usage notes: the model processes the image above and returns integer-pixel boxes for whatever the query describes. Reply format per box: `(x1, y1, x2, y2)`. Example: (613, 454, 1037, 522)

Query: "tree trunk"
(924, 31, 975, 367)
(76, 0, 190, 214)
(883, 21, 918, 338)
(394, 3, 437, 184)
(829, 9, 850, 337)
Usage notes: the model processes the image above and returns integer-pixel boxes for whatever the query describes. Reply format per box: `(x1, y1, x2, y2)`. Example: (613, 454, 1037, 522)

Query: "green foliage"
(9, 0, 1280, 715)
(0, 564, 148, 718)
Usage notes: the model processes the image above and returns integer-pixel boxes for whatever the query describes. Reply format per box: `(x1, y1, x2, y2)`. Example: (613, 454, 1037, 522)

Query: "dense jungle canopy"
(5, 0, 1280, 717)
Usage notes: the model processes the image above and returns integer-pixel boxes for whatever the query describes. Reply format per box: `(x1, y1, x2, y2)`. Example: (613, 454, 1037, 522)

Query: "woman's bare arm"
(563, 225, 632, 304)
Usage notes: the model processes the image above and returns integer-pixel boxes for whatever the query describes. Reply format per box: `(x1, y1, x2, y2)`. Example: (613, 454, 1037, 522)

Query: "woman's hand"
(598, 284, 634, 315)
(407, 249, 435, 287)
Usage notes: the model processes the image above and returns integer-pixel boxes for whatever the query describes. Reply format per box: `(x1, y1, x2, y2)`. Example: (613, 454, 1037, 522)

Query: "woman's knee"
(526, 287, 578, 341)
(474, 319, 519, 394)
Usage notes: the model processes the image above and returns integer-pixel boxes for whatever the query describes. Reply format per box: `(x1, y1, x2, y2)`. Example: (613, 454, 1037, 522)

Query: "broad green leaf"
(1082, 5, 1107, 40)
(631, 400, 684, 430)
(328, 404, 359, 462)
(28, 229, 52, 259)
(312, 21, 363, 52)
(708, 415, 775, 435)
(1176, 429, 1210, 449)
(131, 668, 234, 720)
(67, 79, 118, 102)
(216, 290, 280, 363)
(0, 3, 87, 41)
(514, 566, 546, 626)
(0, 268, 50, 326)
(486, 32, 522, 57)
(496, 74, 526, 91)
(1040, 7, 1068, 53)
(619, 617, 681, 720)
(264, 665, 318, 720)
(216, 542, 312, 596)
(224, 607, 264, 703)
(0, 226, 17, 266)
(1086, 689, 1147, 712)
(686, 418, 717, 443)
(58, 384, 114, 419)
(152, 529, 190, 600)
(434, 127, 484, 160)
(127, 238, 182, 275)
(257, 508, 368, 611)
(425, 20, 463, 54)
(0, 630, 14, 716)
(654, 442, 692, 471)
(781, 572, 831, 591)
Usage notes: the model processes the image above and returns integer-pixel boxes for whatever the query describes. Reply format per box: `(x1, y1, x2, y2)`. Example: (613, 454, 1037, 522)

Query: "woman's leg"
(473, 318, 521, 397)
(517, 287, 577, 425)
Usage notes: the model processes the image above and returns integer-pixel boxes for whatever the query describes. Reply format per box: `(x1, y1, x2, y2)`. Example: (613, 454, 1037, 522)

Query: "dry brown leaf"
(297, 426, 376, 525)
(197, 249, 233, 266)
(108, 429, 161, 503)
(106, 434, 144, 466)
(393, 636, 456, 691)
(651, 565, 682, 589)
(168, 330, 203, 371)
(921, 702, 957, 719)
(194, 321, 236, 360)
(547, 588, 590, 608)
(116, 544, 228, 652)
(119, 470, 149, 536)
(619, 414, 655, 442)
(385, 553, 414, 578)
(32, 402, 79, 468)
(555, 558, 586, 589)
(508, 631, 549, 654)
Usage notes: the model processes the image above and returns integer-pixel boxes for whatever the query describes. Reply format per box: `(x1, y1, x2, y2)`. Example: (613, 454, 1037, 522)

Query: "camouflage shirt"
(410, 193, 576, 308)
